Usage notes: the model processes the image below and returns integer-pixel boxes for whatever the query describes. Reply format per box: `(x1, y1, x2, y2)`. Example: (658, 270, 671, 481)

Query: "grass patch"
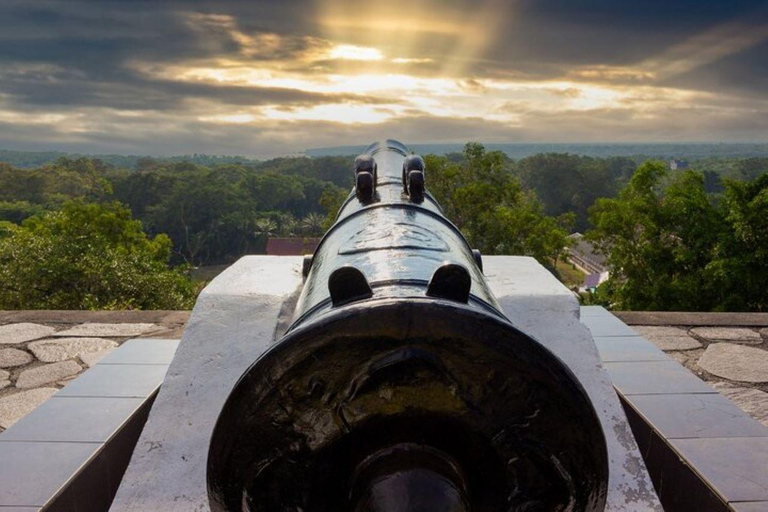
(555, 259, 587, 288)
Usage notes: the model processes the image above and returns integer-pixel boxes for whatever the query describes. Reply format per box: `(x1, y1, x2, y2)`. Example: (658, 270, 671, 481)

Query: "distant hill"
(0, 149, 261, 169)
(305, 142, 768, 159)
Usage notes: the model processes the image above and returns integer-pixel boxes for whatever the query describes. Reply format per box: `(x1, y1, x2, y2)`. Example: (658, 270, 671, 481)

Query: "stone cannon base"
(110, 255, 662, 511)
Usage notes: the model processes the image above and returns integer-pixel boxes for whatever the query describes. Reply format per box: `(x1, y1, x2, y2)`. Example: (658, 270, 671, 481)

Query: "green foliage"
(734, 158, 768, 181)
(711, 174, 768, 310)
(0, 152, 352, 270)
(319, 184, 349, 230)
(0, 201, 198, 310)
(0, 159, 112, 205)
(427, 143, 571, 265)
(0, 201, 44, 224)
(516, 153, 623, 231)
(147, 170, 258, 265)
(3, 145, 765, 311)
(588, 162, 768, 311)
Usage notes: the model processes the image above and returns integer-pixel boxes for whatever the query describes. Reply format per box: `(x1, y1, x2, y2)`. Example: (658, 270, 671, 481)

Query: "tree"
(735, 158, 768, 181)
(244, 171, 304, 211)
(276, 213, 298, 237)
(427, 143, 572, 266)
(516, 153, 619, 232)
(148, 171, 256, 265)
(300, 213, 324, 236)
(710, 173, 768, 311)
(0, 201, 43, 224)
(318, 184, 348, 230)
(0, 201, 198, 310)
(254, 218, 277, 243)
(588, 162, 768, 311)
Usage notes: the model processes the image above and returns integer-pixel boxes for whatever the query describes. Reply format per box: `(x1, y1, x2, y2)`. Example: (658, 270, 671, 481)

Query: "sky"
(0, 0, 766, 157)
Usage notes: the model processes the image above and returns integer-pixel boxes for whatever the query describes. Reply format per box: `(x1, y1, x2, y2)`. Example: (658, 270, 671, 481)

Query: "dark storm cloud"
(0, 1, 319, 87)
(480, 1, 768, 84)
(0, 68, 394, 112)
(0, 1, 392, 113)
(660, 39, 768, 98)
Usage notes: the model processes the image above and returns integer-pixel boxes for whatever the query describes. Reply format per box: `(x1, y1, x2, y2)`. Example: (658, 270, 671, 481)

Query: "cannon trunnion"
(207, 141, 609, 511)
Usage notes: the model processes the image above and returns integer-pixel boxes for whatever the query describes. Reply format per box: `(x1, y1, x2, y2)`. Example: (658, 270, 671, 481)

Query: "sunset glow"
(0, 0, 765, 156)
(328, 44, 385, 61)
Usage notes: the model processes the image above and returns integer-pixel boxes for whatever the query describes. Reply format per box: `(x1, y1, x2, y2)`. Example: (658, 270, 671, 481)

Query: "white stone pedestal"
(111, 256, 303, 512)
(112, 255, 661, 511)
(484, 256, 661, 511)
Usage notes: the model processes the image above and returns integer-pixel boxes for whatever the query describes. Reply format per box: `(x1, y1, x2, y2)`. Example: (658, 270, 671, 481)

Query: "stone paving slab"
(16, 361, 82, 389)
(0, 387, 58, 428)
(53, 323, 161, 337)
(713, 383, 768, 428)
(0, 323, 56, 345)
(28, 337, 117, 363)
(0, 310, 190, 325)
(0, 314, 188, 431)
(667, 349, 705, 368)
(80, 347, 116, 367)
(632, 326, 703, 350)
(698, 344, 768, 383)
(588, 311, 768, 439)
(615, 311, 768, 326)
(0, 348, 34, 368)
(690, 327, 763, 344)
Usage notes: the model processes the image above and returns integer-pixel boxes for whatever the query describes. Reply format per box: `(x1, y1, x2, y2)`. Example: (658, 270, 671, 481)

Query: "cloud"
(0, 0, 765, 155)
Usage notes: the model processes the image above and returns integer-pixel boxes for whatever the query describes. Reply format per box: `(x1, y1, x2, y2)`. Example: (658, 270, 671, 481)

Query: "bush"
(0, 201, 199, 310)
(588, 162, 768, 311)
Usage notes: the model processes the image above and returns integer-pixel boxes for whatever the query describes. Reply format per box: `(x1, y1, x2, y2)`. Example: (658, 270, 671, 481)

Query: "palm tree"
(254, 218, 277, 242)
(278, 215, 297, 237)
(300, 213, 324, 236)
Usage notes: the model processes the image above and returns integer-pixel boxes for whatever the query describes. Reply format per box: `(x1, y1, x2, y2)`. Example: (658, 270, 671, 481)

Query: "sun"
(328, 44, 384, 61)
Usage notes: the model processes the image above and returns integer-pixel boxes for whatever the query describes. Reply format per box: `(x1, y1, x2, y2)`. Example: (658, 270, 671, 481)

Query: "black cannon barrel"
(207, 140, 609, 512)
(290, 140, 502, 330)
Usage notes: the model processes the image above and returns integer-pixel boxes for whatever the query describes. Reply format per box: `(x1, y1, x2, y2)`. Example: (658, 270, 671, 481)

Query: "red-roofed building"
(266, 237, 320, 256)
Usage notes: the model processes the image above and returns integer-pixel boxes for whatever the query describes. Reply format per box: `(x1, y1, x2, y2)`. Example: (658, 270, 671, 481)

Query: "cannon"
(207, 140, 609, 511)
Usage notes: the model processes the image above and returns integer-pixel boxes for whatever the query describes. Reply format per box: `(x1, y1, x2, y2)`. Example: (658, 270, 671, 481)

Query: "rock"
(698, 343, 768, 383)
(0, 369, 10, 390)
(761, 327, 768, 340)
(57, 376, 78, 386)
(54, 323, 160, 337)
(690, 327, 762, 344)
(0, 387, 58, 428)
(668, 351, 689, 366)
(0, 348, 34, 368)
(28, 337, 117, 363)
(0, 323, 56, 345)
(16, 361, 82, 389)
(713, 383, 768, 428)
(667, 348, 704, 368)
(80, 347, 115, 367)
(142, 325, 186, 339)
(632, 326, 702, 351)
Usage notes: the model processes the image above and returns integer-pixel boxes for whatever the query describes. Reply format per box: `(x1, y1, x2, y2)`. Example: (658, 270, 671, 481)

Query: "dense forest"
(0, 155, 351, 267)
(0, 146, 767, 311)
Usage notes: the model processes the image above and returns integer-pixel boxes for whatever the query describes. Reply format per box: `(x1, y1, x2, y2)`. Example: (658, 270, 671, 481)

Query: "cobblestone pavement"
(631, 324, 768, 427)
(0, 311, 188, 431)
